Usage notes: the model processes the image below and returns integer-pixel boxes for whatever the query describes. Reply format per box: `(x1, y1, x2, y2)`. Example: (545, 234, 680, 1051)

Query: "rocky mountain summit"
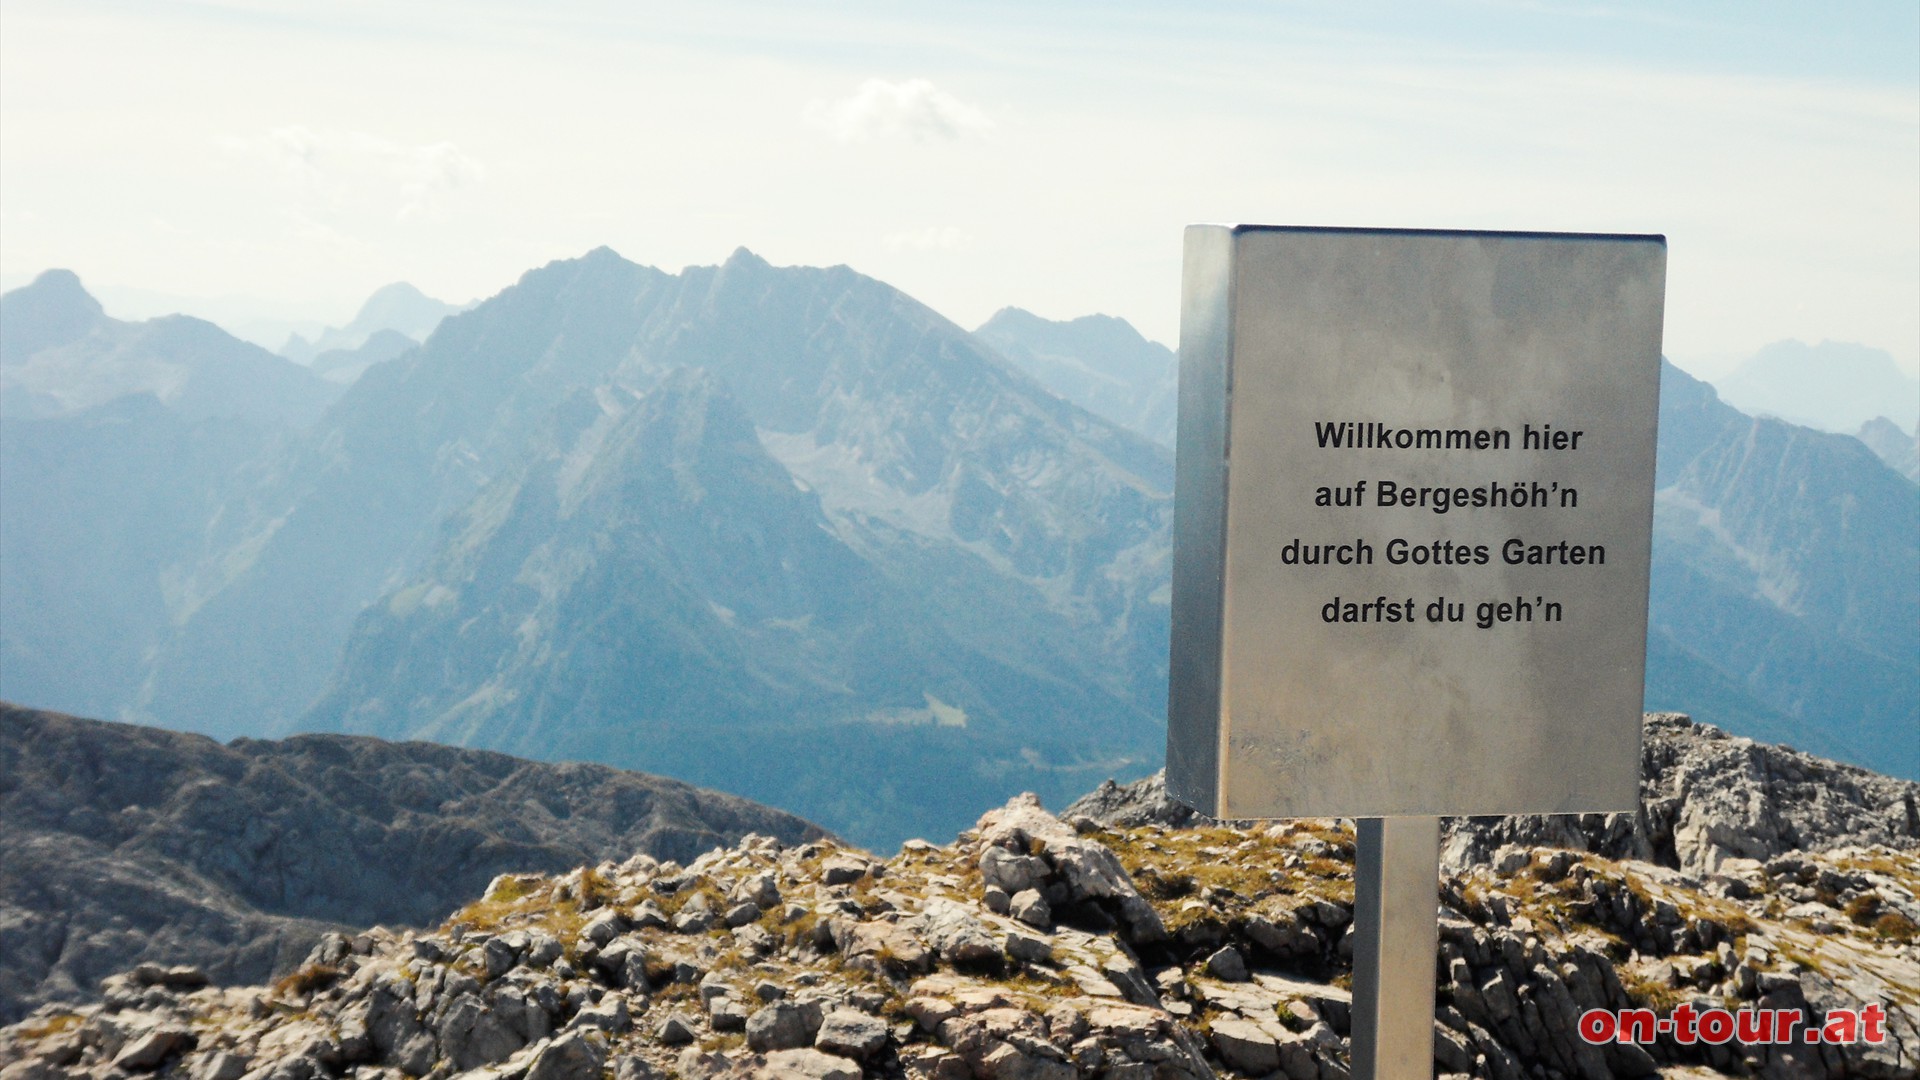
(1069, 713, 1920, 878)
(0, 705, 826, 1025)
(4, 713, 1913, 1080)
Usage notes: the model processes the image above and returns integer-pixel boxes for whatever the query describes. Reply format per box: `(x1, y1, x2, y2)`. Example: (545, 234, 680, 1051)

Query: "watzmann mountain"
(2, 251, 1173, 847)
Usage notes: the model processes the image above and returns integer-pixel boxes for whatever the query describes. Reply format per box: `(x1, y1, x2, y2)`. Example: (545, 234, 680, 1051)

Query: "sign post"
(1167, 225, 1665, 1078)
(1350, 817, 1441, 1079)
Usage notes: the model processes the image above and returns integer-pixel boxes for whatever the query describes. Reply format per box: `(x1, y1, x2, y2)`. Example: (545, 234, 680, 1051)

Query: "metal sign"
(1168, 225, 1666, 820)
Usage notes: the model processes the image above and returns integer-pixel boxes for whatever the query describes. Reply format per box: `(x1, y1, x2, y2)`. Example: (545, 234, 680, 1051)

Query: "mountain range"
(0, 253, 1173, 847)
(0, 253, 1913, 848)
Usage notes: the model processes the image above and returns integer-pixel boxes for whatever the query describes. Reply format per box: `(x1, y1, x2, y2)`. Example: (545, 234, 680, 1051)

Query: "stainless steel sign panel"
(1168, 225, 1666, 819)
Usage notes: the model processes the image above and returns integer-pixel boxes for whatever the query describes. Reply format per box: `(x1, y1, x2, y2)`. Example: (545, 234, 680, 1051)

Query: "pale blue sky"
(2, 1, 1915, 377)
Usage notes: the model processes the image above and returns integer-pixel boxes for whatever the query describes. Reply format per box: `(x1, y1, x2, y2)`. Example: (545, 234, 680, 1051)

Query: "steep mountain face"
(304, 368, 1154, 842)
(0, 397, 271, 720)
(126, 249, 1171, 846)
(974, 307, 1178, 447)
(5, 713, 1914, 1080)
(0, 703, 826, 1024)
(0, 271, 340, 427)
(1647, 364, 1919, 778)
(126, 254, 681, 740)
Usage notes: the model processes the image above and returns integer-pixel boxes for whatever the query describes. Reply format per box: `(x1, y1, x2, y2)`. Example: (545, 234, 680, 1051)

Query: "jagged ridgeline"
(3, 713, 1913, 1079)
(0, 250, 1173, 848)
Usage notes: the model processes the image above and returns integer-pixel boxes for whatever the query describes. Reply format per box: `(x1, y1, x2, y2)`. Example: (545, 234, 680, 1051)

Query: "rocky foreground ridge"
(1069, 713, 1920, 878)
(0, 705, 828, 1024)
(2, 713, 1917, 1080)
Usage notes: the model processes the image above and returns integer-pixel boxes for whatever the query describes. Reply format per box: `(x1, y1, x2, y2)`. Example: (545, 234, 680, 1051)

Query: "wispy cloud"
(219, 127, 485, 222)
(806, 79, 993, 143)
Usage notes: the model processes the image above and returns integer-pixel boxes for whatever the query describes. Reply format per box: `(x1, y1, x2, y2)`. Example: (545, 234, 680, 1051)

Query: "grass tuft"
(272, 964, 343, 999)
(15, 1013, 82, 1041)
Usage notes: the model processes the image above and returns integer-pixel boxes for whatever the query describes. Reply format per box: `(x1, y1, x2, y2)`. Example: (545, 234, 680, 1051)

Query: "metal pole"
(1349, 815, 1441, 1080)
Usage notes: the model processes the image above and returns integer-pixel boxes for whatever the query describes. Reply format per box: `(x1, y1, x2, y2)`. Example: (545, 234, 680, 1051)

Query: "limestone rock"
(1208, 1018, 1278, 1075)
(111, 1027, 194, 1071)
(919, 900, 1002, 966)
(525, 1031, 606, 1080)
(655, 1013, 700, 1046)
(971, 795, 1167, 943)
(1438, 713, 1920, 876)
(1009, 889, 1052, 928)
(813, 1009, 888, 1059)
(1064, 774, 1212, 829)
(761, 1047, 863, 1080)
(746, 1001, 815, 1052)
(1204, 946, 1248, 983)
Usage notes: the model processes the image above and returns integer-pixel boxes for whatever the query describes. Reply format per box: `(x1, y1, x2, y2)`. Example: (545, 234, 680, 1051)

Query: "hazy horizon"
(3, 0, 1916, 381)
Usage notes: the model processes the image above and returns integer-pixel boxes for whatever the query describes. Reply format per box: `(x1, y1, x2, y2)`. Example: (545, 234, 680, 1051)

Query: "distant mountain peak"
(974, 307, 1178, 447)
(1857, 415, 1920, 482)
(351, 281, 433, 322)
(0, 268, 108, 363)
(983, 307, 1143, 339)
(23, 268, 100, 307)
(1715, 338, 1920, 435)
(281, 279, 468, 369)
(710, 247, 775, 288)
